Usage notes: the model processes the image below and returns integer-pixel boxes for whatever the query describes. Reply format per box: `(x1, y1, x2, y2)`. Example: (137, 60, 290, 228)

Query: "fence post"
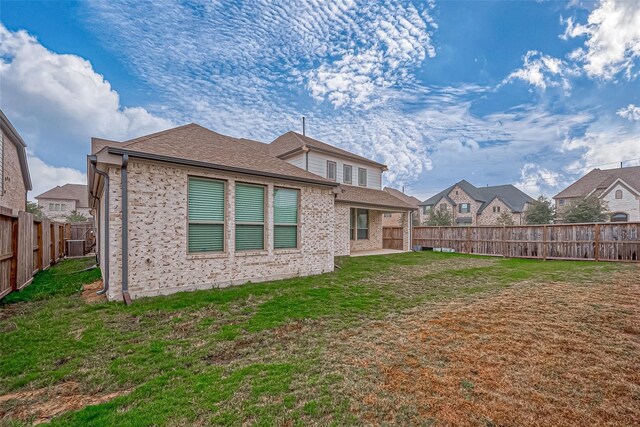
(542, 225, 547, 261)
(10, 218, 18, 291)
(502, 226, 506, 258)
(594, 223, 600, 261)
(466, 226, 471, 253)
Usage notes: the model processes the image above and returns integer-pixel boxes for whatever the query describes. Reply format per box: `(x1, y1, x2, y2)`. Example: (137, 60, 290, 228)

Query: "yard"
(0, 252, 638, 426)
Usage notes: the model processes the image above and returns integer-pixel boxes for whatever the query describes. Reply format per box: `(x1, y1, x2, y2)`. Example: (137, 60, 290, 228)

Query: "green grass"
(0, 252, 627, 426)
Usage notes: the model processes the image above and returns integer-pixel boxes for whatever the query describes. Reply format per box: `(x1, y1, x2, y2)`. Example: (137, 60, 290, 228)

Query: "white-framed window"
(350, 208, 369, 240)
(459, 203, 470, 213)
(49, 203, 54, 211)
(235, 183, 265, 251)
(615, 190, 623, 199)
(440, 203, 447, 211)
(61, 204, 67, 211)
(358, 168, 367, 187)
(327, 161, 337, 181)
(188, 177, 225, 253)
(273, 187, 299, 249)
(343, 164, 352, 184)
(384, 213, 392, 218)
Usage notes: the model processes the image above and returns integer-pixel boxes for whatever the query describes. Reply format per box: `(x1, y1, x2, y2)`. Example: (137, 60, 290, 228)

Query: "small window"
(358, 168, 367, 187)
(55, 204, 61, 211)
(455, 190, 458, 195)
(497, 206, 501, 213)
(440, 203, 447, 211)
(611, 212, 628, 222)
(459, 203, 470, 214)
(188, 177, 225, 253)
(61, 204, 67, 211)
(422, 206, 428, 214)
(559, 199, 565, 206)
(384, 213, 392, 218)
(343, 164, 352, 184)
(615, 190, 623, 199)
(235, 183, 265, 251)
(273, 188, 299, 249)
(49, 203, 54, 211)
(327, 161, 337, 181)
(493, 206, 500, 213)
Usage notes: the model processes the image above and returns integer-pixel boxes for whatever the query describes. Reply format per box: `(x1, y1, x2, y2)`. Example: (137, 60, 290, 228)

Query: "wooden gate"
(383, 227, 404, 250)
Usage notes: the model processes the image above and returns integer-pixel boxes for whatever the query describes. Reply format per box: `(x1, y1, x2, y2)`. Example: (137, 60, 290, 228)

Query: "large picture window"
(188, 177, 225, 253)
(235, 183, 265, 251)
(350, 208, 369, 240)
(274, 188, 299, 249)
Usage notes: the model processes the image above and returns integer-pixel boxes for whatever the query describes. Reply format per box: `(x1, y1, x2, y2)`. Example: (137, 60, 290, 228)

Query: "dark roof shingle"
(35, 184, 88, 207)
(336, 185, 416, 210)
(421, 180, 534, 213)
(554, 166, 640, 198)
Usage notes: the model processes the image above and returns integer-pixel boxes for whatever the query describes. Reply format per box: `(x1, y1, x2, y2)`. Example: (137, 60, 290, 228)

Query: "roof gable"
(383, 187, 421, 208)
(554, 166, 640, 199)
(421, 180, 534, 213)
(35, 184, 88, 207)
(1, 110, 32, 191)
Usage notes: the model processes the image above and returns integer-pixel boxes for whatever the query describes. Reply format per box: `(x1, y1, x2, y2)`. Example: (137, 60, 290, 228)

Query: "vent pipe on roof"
(302, 116, 306, 136)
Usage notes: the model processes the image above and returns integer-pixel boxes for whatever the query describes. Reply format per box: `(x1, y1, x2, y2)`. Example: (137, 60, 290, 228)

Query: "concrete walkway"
(350, 249, 405, 257)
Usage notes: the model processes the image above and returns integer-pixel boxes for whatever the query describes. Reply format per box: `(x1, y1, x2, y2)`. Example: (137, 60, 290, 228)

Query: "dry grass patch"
(331, 270, 640, 426)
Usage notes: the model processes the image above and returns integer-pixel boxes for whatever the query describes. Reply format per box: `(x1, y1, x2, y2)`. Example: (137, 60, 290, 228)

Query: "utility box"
(66, 240, 85, 257)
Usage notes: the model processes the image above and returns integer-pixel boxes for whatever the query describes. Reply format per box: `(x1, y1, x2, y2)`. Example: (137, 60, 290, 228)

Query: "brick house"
(88, 124, 414, 301)
(419, 180, 534, 226)
(35, 184, 92, 222)
(0, 110, 32, 214)
(553, 166, 640, 222)
(381, 187, 421, 227)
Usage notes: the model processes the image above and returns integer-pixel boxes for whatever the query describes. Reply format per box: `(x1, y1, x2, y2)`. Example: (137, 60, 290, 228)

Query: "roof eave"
(107, 147, 339, 188)
(0, 110, 33, 191)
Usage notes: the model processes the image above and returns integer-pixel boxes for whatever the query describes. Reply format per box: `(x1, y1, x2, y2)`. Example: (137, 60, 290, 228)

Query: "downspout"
(90, 157, 109, 295)
(121, 154, 131, 305)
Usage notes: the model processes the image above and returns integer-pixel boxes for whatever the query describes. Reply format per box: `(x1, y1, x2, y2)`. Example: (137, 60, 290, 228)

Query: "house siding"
(602, 183, 640, 221)
(103, 160, 335, 300)
(0, 130, 27, 214)
(305, 151, 382, 189)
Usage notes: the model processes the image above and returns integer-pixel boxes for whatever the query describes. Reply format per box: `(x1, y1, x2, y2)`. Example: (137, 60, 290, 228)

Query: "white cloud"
(27, 154, 86, 200)
(515, 163, 564, 197)
(617, 104, 640, 121)
(0, 23, 173, 170)
(562, 0, 640, 79)
(503, 50, 576, 90)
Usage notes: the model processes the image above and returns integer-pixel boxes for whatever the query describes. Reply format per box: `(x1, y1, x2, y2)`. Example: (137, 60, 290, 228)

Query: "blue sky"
(1, 0, 639, 199)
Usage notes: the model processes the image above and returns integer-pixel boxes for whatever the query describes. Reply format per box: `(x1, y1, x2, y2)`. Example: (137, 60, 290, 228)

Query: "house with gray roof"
(35, 183, 91, 222)
(88, 123, 414, 302)
(419, 180, 535, 226)
(553, 166, 640, 222)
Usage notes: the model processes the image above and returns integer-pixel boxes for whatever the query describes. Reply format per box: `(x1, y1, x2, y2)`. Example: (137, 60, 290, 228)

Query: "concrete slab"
(350, 249, 405, 257)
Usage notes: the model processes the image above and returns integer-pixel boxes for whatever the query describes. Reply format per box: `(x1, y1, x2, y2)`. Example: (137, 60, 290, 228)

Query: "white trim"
(599, 178, 640, 199)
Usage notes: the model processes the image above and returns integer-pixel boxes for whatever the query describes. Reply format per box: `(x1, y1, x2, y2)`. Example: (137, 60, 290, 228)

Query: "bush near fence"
(0, 207, 69, 299)
(412, 223, 640, 262)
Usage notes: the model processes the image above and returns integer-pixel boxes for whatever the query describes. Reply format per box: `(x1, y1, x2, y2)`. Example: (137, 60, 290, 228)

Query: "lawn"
(0, 252, 638, 426)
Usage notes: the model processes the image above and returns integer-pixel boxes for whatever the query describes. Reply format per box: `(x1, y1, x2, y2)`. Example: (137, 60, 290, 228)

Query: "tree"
(26, 201, 43, 219)
(66, 210, 88, 223)
(496, 211, 515, 225)
(525, 196, 554, 225)
(426, 209, 453, 226)
(563, 196, 608, 223)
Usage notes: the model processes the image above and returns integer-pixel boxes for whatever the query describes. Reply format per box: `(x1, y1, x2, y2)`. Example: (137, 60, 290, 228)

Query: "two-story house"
(419, 180, 534, 226)
(35, 184, 92, 222)
(87, 124, 415, 301)
(0, 110, 32, 214)
(553, 166, 640, 222)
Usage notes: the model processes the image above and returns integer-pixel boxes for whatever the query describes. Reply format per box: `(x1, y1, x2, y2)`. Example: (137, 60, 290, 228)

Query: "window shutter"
(274, 188, 298, 249)
(235, 184, 265, 251)
(188, 177, 225, 253)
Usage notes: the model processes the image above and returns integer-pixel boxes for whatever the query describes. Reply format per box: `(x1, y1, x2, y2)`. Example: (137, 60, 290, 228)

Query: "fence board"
(413, 222, 639, 262)
(382, 227, 404, 250)
(0, 208, 14, 298)
(16, 211, 35, 290)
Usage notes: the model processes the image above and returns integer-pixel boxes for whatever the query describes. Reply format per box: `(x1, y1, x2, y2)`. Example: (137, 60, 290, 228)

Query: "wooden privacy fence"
(383, 227, 404, 250)
(412, 222, 640, 262)
(0, 207, 68, 299)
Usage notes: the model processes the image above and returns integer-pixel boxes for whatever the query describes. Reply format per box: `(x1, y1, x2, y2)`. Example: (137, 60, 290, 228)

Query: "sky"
(1, 0, 639, 200)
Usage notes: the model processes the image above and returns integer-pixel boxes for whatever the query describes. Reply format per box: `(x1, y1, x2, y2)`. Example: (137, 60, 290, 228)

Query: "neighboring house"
(0, 110, 32, 214)
(35, 184, 92, 221)
(553, 166, 640, 222)
(382, 187, 421, 226)
(88, 124, 414, 301)
(419, 180, 534, 226)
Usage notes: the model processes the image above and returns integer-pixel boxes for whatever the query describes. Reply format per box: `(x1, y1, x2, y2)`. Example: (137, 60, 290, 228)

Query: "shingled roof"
(35, 184, 89, 208)
(420, 180, 534, 213)
(383, 187, 421, 208)
(336, 185, 415, 210)
(554, 166, 640, 199)
(93, 124, 337, 187)
(270, 131, 387, 169)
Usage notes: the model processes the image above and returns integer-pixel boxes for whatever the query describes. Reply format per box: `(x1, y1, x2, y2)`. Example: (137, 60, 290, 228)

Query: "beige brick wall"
(350, 209, 383, 252)
(38, 198, 92, 222)
(448, 186, 483, 225)
(382, 212, 403, 227)
(104, 160, 335, 300)
(477, 198, 526, 225)
(334, 204, 351, 256)
(0, 130, 27, 214)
